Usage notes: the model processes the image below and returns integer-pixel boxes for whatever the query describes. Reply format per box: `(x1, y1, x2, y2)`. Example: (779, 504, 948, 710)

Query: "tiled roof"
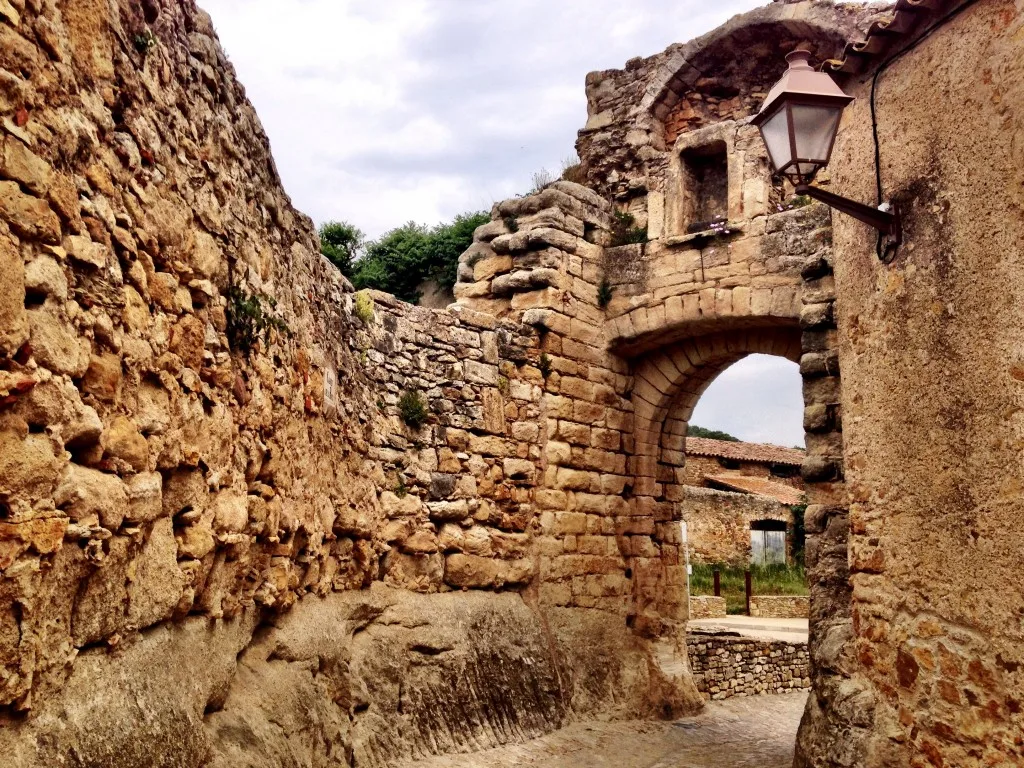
(824, 0, 958, 75)
(685, 437, 806, 466)
(705, 474, 806, 506)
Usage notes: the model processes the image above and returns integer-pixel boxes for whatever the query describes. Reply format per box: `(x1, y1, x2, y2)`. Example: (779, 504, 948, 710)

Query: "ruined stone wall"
(796, 1, 1024, 765)
(0, 2, 700, 765)
(681, 486, 792, 566)
(682, 453, 804, 490)
(686, 632, 810, 699)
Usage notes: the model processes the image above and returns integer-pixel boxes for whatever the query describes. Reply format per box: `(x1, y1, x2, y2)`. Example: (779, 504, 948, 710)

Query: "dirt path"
(401, 692, 807, 768)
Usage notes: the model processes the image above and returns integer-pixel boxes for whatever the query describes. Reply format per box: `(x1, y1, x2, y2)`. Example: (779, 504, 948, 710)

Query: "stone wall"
(749, 595, 809, 620)
(683, 453, 804, 491)
(681, 486, 793, 565)
(689, 595, 726, 619)
(0, 2, 700, 765)
(796, 1, 1024, 765)
(686, 631, 810, 699)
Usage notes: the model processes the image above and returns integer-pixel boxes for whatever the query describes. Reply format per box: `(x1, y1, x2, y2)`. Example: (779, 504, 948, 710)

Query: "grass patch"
(691, 562, 808, 615)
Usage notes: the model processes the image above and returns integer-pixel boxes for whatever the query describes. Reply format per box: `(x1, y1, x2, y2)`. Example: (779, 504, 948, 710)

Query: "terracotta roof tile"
(824, 0, 958, 75)
(705, 474, 806, 506)
(685, 437, 805, 466)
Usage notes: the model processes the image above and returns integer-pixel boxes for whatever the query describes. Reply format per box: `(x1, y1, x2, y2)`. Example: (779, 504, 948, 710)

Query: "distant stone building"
(681, 437, 806, 566)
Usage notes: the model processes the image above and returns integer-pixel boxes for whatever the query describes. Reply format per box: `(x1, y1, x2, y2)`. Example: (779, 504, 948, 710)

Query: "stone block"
(55, 463, 128, 530)
(0, 180, 60, 243)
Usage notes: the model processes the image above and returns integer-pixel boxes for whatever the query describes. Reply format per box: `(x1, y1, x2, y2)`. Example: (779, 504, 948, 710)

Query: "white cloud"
(202, 0, 763, 236)
(690, 355, 805, 447)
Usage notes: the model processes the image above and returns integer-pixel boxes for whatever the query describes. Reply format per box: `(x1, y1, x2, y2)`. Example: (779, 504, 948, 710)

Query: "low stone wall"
(686, 632, 810, 700)
(689, 595, 726, 619)
(749, 595, 809, 619)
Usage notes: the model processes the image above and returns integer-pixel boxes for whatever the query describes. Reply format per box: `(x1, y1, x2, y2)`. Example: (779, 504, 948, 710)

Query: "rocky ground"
(400, 692, 807, 768)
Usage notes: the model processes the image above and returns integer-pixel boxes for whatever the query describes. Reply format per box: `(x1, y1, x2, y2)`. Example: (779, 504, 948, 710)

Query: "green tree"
(351, 211, 489, 304)
(687, 425, 740, 442)
(319, 220, 364, 278)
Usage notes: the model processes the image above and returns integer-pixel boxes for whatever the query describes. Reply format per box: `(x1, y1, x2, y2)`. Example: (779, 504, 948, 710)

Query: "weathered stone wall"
(681, 486, 793, 565)
(689, 595, 726, 619)
(796, 1, 1024, 765)
(683, 453, 804, 491)
(686, 631, 810, 699)
(749, 595, 809, 620)
(0, 1, 701, 765)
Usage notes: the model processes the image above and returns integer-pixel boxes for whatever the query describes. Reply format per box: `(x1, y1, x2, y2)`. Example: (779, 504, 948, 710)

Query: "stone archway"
(621, 325, 801, 626)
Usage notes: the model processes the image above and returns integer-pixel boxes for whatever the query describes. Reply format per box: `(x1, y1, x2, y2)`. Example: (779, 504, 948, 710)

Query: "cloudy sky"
(202, 0, 804, 447)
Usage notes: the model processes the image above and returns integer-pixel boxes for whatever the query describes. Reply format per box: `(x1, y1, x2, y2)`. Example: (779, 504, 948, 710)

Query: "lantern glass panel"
(791, 103, 842, 163)
(759, 107, 792, 173)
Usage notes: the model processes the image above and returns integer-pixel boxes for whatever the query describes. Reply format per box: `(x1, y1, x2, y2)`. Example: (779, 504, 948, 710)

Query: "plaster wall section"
(797, 1, 1024, 765)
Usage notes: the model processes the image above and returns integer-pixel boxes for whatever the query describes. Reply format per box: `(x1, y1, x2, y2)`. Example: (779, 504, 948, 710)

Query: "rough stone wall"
(0, 2, 700, 765)
(797, 1, 1024, 765)
(681, 486, 793, 565)
(575, 1, 880, 211)
(689, 595, 726, 619)
(356, 293, 542, 595)
(686, 631, 810, 699)
(682, 453, 804, 490)
(749, 595, 809, 619)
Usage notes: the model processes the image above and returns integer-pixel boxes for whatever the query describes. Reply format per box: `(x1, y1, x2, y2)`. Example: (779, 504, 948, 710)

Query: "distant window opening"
(682, 141, 728, 232)
(750, 519, 788, 565)
(718, 457, 741, 470)
(770, 463, 799, 479)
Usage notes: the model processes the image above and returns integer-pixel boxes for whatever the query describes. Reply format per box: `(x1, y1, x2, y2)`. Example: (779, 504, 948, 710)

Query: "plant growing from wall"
(775, 194, 812, 213)
(398, 390, 429, 429)
(225, 286, 289, 355)
(597, 277, 614, 309)
(133, 29, 157, 54)
(353, 291, 374, 324)
(538, 353, 553, 379)
(610, 211, 647, 247)
(560, 154, 587, 185)
(503, 215, 519, 234)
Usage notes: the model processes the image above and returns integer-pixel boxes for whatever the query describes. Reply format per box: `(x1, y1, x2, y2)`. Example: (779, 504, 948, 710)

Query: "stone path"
(688, 616, 809, 643)
(401, 692, 807, 768)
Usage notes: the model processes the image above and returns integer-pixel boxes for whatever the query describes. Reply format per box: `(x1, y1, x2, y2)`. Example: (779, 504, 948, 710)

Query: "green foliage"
(687, 425, 740, 442)
(597, 278, 614, 309)
(353, 291, 374, 324)
(503, 215, 519, 234)
(351, 212, 489, 303)
(225, 286, 289, 355)
(319, 220, 365, 278)
(691, 562, 808, 615)
(497, 375, 510, 397)
(394, 475, 408, 499)
(538, 353, 553, 379)
(398, 390, 429, 429)
(610, 211, 647, 246)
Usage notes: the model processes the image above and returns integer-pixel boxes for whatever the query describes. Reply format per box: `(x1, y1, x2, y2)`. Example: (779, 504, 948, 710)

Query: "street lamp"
(752, 50, 900, 244)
